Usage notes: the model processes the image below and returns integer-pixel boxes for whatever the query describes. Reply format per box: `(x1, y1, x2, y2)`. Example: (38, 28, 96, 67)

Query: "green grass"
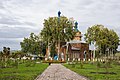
(0, 62, 48, 80)
(115, 53, 120, 57)
(64, 62, 120, 80)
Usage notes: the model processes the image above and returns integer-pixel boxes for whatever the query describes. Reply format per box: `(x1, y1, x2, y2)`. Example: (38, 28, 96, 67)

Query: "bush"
(0, 61, 5, 68)
(96, 61, 101, 68)
(25, 60, 36, 67)
(80, 61, 84, 69)
(12, 60, 18, 68)
(71, 61, 76, 68)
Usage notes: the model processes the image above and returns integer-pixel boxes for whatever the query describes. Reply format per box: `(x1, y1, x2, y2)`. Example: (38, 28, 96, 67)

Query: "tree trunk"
(58, 41, 60, 60)
(93, 42, 96, 61)
(48, 39, 50, 59)
(112, 49, 114, 59)
(66, 43, 68, 61)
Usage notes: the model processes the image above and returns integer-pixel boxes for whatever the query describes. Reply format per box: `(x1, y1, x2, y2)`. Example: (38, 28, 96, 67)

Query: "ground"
(35, 64, 89, 80)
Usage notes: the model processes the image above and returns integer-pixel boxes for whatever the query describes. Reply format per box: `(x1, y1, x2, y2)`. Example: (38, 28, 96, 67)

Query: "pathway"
(35, 64, 89, 80)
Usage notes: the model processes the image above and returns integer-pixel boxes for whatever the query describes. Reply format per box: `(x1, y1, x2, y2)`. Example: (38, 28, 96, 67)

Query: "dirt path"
(35, 64, 89, 80)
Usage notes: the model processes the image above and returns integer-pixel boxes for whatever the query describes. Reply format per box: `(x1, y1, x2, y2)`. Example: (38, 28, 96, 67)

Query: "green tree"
(84, 25, 103, 59)
(107, 30, 119, 56)
(1, 47, 11, 67)
(20, 33, 46, 55)
(12, 50, 25, 59)
(85, 24, 119, 58)
(40, 16, 75, 58)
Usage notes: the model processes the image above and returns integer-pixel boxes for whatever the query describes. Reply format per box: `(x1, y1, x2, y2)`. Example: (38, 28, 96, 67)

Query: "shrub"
(80, 61, 84, 69)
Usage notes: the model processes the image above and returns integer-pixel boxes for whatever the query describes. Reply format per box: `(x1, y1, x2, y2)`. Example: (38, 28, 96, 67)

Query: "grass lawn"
(64, 62, 120, 80)
(0, 62, 48, 80)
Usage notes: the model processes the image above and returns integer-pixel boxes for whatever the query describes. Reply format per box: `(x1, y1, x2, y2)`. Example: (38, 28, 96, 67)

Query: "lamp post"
(57, 11, 61, 60)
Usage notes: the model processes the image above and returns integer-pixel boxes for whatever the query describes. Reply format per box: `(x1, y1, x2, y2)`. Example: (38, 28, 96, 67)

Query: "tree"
(20, 33, 46, 55)
(3, 47, 10, 61)
(40, 16, 75, 58)
(85, 24, 119, 58)
(1, 47, 11, 67)
(107, 30, 119, 56)
(12, 50, 25, 59)
(84, 25, 103, 59)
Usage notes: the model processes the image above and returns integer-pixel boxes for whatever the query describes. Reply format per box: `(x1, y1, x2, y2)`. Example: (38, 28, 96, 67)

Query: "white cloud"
(0, 0, 120, 50)
(0, 38, 23, 51)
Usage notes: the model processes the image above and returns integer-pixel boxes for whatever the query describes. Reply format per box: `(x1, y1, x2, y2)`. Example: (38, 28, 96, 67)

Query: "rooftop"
(67, 40, 87, 44)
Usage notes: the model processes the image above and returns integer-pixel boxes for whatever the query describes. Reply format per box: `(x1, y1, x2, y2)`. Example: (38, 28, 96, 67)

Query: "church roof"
(71, 47, 80, 50)
(67, 40, 87, 44)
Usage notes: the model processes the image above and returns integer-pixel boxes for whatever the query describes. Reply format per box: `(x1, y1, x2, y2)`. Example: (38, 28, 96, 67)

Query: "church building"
(61, 22, 90, 61)
(45, 21, 91, 61)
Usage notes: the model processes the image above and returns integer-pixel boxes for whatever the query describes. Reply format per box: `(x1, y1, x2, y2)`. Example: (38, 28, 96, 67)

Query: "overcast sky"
(0, 0, 120, 51)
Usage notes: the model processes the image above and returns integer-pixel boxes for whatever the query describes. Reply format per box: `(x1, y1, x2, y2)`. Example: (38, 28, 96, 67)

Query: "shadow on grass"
(90, 72, 117, 75)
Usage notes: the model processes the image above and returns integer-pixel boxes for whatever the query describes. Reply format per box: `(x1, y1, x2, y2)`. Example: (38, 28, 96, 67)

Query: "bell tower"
(73, 22, 82, 41)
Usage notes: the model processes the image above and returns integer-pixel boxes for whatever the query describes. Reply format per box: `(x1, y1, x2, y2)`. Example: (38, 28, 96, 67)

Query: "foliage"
(41, 16, 75, 44)
(50, 43, 57, 57)
(12, 50, 25, 59)
(80, 61, 84, 69)
(40, 16, 76, 57)
(0, 47, 11, 68)
(85, 24, 119, 56)
(96, 61, 101, 68)
(25, 60, 36, 67)
(20, 33, 46, 55)
(3, 47, 10, 55)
